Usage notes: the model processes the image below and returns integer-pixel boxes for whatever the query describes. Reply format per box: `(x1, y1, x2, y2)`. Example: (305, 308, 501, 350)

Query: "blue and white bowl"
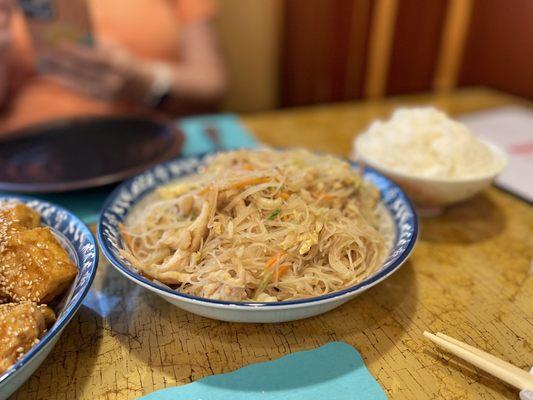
(98, 154, 418, 323)
(0, 196, 98, 398)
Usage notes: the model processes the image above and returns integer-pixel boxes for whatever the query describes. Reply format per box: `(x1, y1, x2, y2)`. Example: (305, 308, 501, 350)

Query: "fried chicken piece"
(0, 302, 55, 374)
(124, 187, 218, 284)
(0, 227, 77, 303)
(0, 203, 40, 237)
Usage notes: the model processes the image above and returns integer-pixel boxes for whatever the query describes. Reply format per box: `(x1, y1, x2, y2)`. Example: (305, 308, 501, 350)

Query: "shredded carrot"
(264, 254, 278, 269)
(198, 186, 210, 195)
(228, 177, 270, 190)
(312, 191, 335, 202)
(265, 251, 285, 269)
(255, 260, 289, 299)
(274, 264, 290, 280)
(254, 256, 288, 299)
(242, 163, 254, 171)
(279, 191, 290, 200)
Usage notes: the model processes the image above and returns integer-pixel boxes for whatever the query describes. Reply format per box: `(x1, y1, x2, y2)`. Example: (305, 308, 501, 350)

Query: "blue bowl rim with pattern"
(98, 152, 418, 308)
(0, 195, 99, 385)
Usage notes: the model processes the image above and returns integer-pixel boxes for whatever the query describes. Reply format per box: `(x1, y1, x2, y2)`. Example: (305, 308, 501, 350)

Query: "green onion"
(267, 208, 282, 220)
(254, 271, 273, 299)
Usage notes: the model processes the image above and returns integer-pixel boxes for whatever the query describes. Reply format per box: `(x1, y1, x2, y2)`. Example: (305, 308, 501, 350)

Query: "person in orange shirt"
(0, 0, 226, 133)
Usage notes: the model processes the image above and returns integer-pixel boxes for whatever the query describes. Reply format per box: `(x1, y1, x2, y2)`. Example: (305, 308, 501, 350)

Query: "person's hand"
(0, 0, 12, 60)
(39, 41, 149, 101)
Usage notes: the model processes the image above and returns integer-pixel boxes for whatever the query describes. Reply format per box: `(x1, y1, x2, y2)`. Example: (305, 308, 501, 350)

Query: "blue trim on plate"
(98, 153, 418, 308)
(0, 195, 99, 384)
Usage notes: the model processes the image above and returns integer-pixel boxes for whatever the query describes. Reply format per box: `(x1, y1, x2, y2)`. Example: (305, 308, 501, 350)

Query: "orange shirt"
(1, 0, 214, 132)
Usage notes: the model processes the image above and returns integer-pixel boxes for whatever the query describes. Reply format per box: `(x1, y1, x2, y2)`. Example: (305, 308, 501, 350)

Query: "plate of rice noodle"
(98, 149, 417, 322)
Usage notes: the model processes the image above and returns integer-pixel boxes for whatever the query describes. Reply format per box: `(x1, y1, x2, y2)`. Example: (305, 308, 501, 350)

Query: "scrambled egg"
(157, 183, 191, 199)
(191, 251, 202, 264)
(298, 232, 318, 255)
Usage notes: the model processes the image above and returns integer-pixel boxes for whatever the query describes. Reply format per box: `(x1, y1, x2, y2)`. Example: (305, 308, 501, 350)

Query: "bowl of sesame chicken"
(0, 197, 98, 398)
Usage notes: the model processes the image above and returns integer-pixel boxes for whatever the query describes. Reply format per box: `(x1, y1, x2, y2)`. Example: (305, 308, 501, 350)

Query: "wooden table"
(12, 88, 533, 399)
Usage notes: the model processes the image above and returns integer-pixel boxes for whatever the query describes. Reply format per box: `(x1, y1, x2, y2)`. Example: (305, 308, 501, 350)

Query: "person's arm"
(157, 21, 227, 114)
(39, 20, 227, 116)
(119, 21, 226, 115)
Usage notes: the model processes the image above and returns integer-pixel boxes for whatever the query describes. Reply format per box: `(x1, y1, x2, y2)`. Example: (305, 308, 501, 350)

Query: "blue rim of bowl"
(98, 154, 418, 308)
(0, 195, 99, 384)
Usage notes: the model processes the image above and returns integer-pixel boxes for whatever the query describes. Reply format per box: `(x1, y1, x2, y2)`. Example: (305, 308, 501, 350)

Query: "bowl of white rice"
(353, 107, 507, 215)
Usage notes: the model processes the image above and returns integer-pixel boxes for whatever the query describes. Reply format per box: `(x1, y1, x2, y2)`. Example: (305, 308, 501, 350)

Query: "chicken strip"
(139, 187, 218, 284)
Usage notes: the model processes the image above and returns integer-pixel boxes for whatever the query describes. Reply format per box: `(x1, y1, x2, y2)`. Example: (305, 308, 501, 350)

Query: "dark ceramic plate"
(0, 115, 183, 193)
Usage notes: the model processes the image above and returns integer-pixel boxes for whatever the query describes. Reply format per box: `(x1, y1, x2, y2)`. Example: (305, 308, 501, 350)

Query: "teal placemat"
(1, 114, 258, 224)
(180, 113, 258, 154)
(139, 342, 386, 400)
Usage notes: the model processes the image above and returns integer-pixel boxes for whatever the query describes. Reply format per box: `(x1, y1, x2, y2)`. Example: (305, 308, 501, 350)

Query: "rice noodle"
(120, 149, 390, 302)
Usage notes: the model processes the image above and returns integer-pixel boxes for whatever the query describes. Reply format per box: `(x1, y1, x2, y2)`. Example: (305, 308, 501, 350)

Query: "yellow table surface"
(12, 88, 533, 399)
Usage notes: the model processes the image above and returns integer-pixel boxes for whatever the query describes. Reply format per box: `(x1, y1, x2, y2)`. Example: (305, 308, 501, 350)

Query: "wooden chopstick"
(435, 332, 526, 375)
(423, 331, 533, 391)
